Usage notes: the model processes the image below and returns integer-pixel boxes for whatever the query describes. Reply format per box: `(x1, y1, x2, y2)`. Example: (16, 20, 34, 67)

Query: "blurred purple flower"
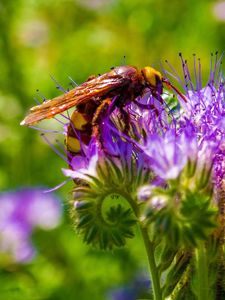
(0, 188, 62, 263)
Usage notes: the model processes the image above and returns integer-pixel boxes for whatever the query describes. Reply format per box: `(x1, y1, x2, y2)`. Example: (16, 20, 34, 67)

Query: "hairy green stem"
(116, 191, 162, 299)
(195, 243, 209, 300)
(140, 226, 162, 300)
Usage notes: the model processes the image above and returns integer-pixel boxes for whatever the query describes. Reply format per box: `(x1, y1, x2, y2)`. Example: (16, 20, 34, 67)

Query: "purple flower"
(161, 53, 225, 187)
(63, 116, 150, 184)
(0, 221, 35, 262)
(62, 139, 100, 181)
(28, 53, 225, 192)
(139, 128, 198, 180)
(0, 188, 62, 263)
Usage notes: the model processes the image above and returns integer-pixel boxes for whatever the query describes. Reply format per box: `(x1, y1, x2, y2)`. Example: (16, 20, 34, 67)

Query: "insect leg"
(92, 98, 112, 147)
(120, 107, 130, 134)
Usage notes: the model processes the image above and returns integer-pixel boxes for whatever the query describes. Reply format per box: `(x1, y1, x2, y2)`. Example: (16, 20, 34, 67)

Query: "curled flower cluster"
(26, 53, 225, 299)
(61, 55, 224, 186)
(0, 188, 61, 263)
(43, 54, 223, 250)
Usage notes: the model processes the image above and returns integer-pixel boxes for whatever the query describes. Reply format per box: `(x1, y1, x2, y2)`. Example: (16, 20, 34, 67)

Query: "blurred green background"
(0, 0, 225, 299)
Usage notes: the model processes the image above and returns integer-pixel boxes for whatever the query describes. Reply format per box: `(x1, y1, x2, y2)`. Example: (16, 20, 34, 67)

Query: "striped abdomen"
(66, 101, 98, 156)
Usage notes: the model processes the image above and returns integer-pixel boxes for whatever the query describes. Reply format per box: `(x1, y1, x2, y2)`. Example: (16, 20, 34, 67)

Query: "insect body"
(21, 66, 186, 153)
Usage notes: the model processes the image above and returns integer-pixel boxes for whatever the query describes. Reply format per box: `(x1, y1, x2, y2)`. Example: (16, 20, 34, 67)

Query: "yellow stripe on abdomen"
(66, 136, 81, 153)
(70, 111, 88, 130)
(66, 110, 90, 153)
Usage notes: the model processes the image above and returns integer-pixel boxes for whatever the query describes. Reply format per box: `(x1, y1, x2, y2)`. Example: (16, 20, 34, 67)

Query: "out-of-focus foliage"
(0, 0, 224, 299)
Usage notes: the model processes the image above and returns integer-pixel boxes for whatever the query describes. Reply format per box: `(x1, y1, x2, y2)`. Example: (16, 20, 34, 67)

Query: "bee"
(21, 66, 186, 153)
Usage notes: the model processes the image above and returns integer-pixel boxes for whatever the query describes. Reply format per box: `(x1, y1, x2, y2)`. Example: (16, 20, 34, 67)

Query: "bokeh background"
(0, 0, 225, 299)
